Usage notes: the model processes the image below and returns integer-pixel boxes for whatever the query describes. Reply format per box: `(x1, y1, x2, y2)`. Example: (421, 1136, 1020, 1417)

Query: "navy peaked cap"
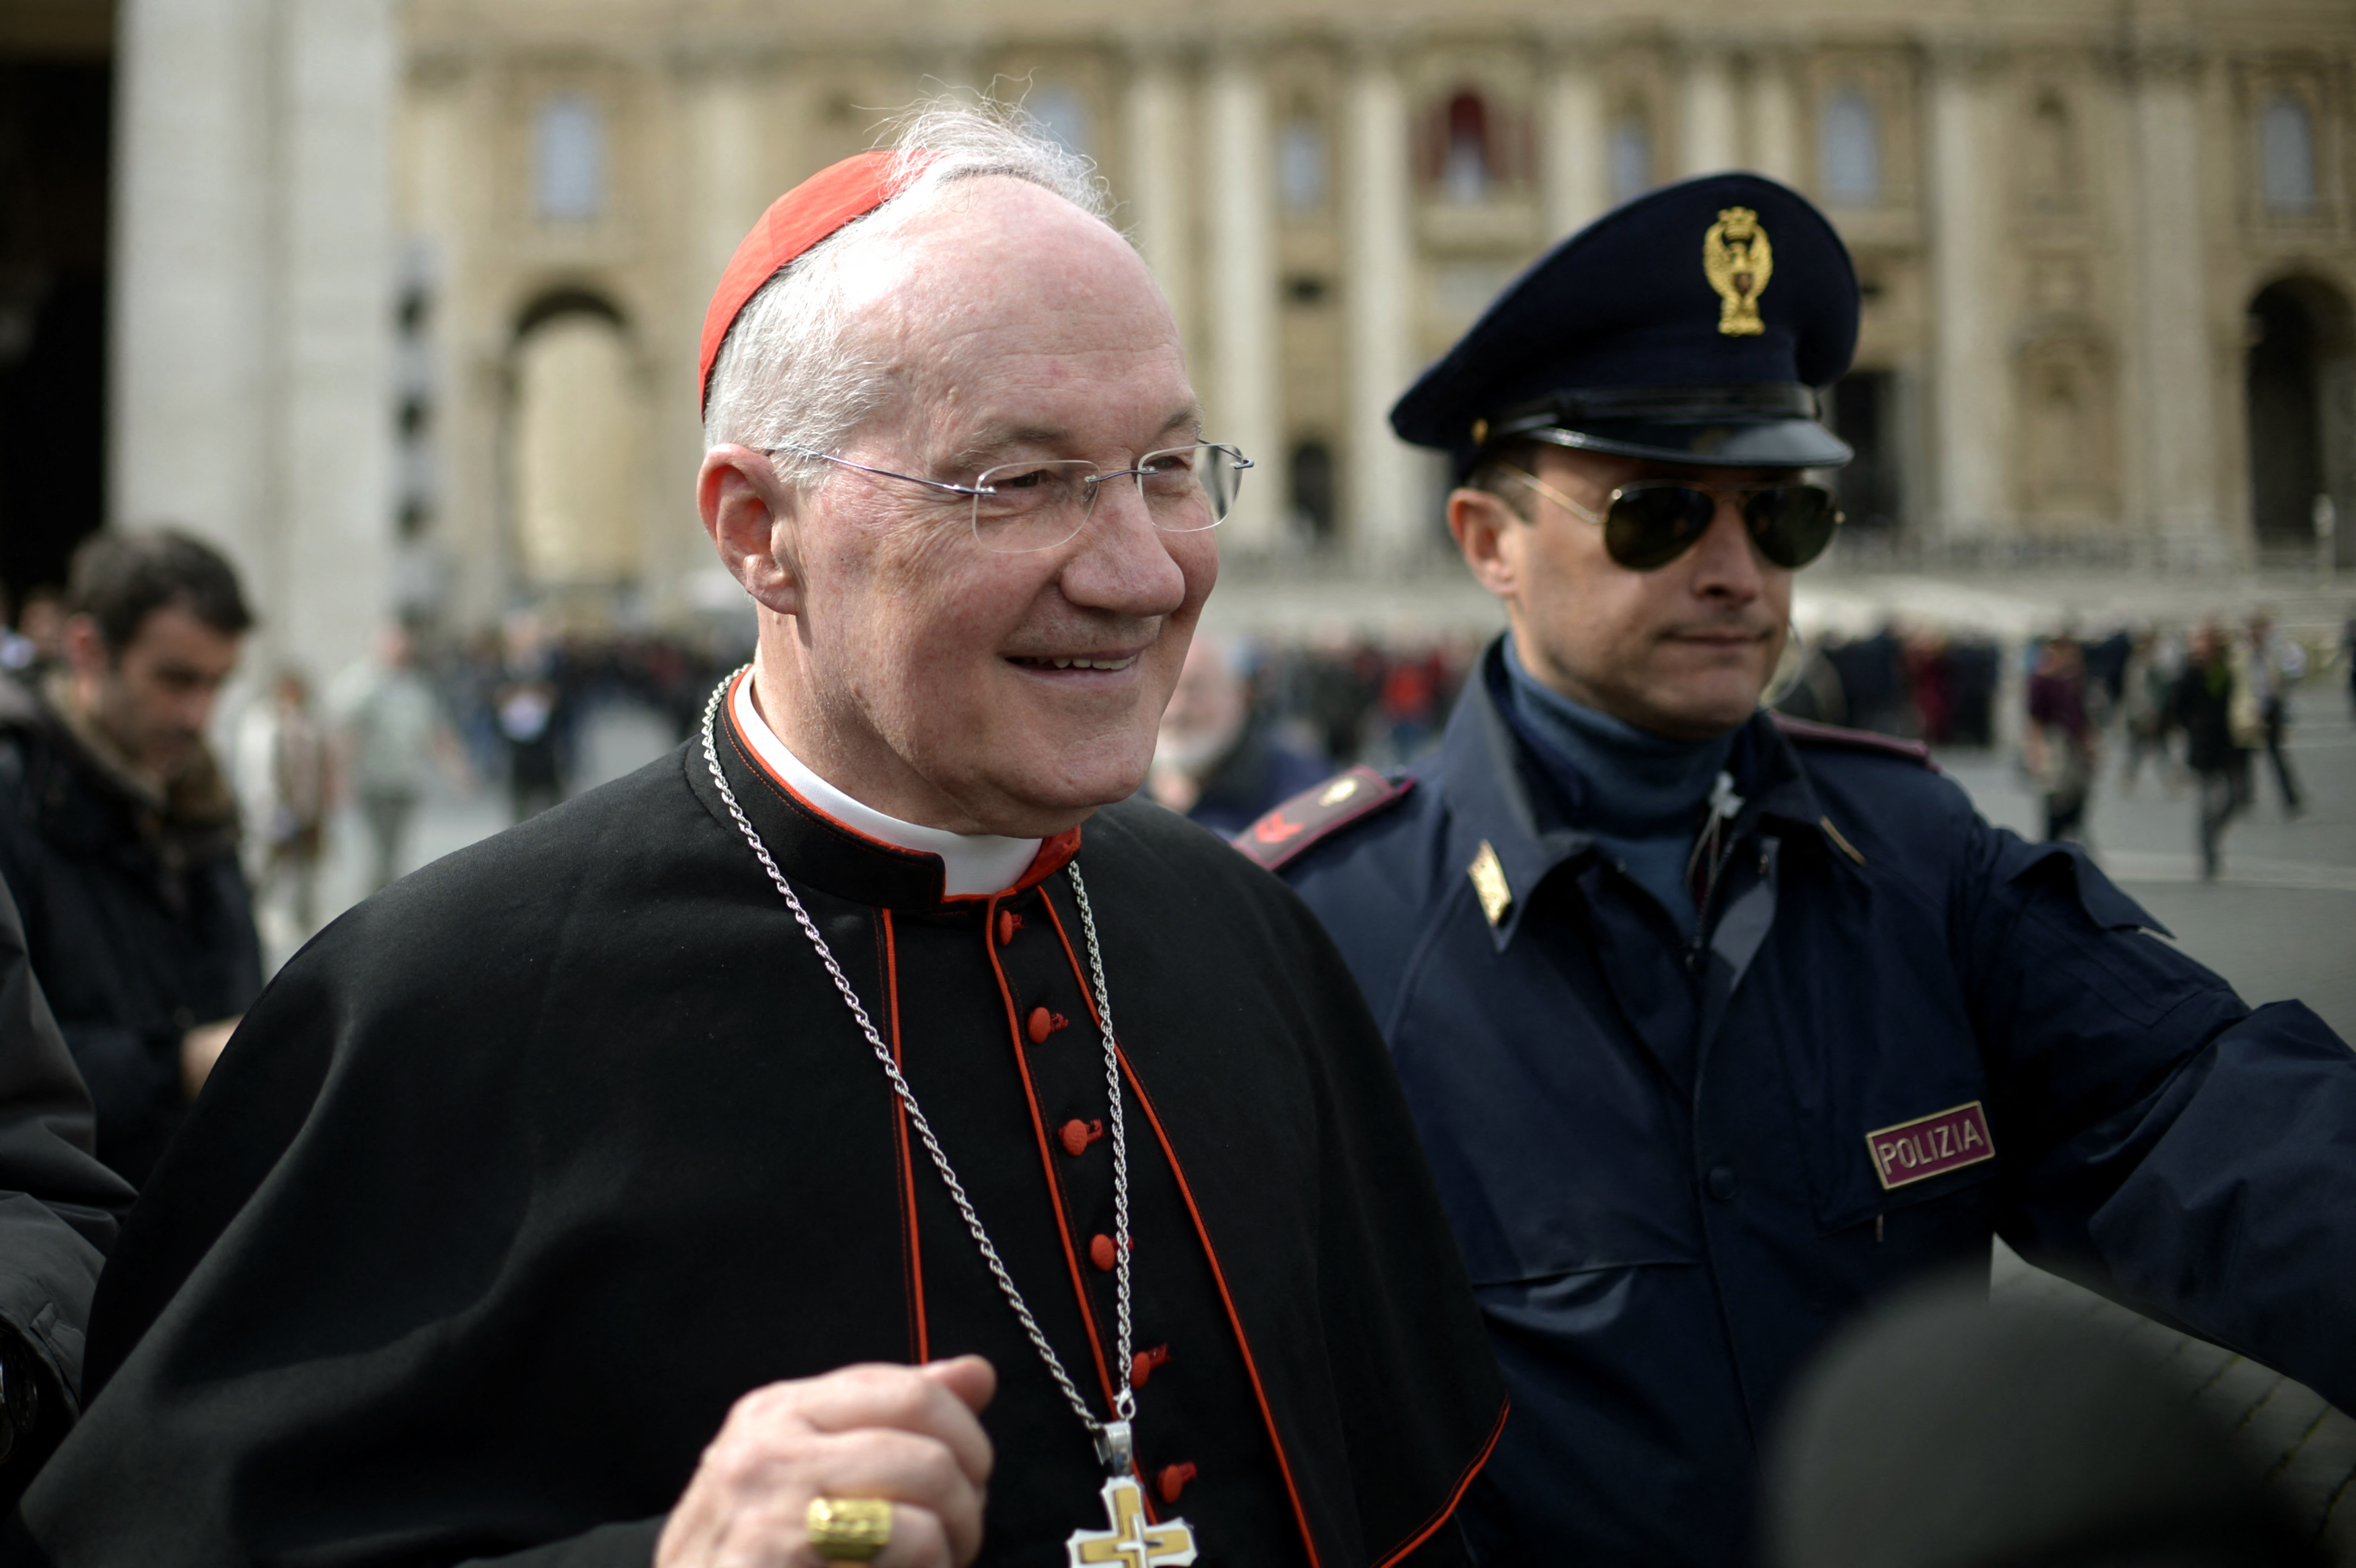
(1393, 172, 1860, 479)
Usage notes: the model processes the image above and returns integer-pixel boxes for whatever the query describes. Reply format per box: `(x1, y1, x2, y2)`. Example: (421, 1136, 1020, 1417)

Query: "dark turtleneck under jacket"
(1498, 635, 1735, 938)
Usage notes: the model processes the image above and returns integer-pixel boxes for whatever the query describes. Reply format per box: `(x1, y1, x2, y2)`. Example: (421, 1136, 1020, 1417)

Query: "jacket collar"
(1436, 639, 1855, 948)
(1432, 639, 1599, 951)
(687, 672, 1081, 913)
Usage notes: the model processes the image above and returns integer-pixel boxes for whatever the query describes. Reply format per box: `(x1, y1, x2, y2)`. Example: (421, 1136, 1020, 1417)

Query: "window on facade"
(1278, 119, 1328, 212)
(1028, 85, 1092, 160)
(1432, 91, 1489, 202)
(2025, 93, 2077, 207)
(534, 95, 605, 222)
(1820, 88, 1881, 207)
(2260, 95, 2317, 213)
(1608, 115, 1651, 205)
(1443, 91, 1494, 204)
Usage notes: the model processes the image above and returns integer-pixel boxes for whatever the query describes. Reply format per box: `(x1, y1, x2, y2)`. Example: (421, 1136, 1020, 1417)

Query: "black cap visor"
(1467, 383, 1852, 476)
(1515, 416, 1854, 472)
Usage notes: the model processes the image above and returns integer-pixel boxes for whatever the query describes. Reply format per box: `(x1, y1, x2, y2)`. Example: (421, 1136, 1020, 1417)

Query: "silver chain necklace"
(698, 672, 1145, 1467)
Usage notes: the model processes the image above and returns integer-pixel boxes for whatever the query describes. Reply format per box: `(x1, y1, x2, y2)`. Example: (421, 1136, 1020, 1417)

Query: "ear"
(60, 613, 109, 678)
(698, 445, 802, 618)
(1448, 486, 1523, 600)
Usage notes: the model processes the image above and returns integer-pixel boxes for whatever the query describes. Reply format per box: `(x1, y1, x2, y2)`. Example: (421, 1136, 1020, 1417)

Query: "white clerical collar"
(731, 673, 1043, 897)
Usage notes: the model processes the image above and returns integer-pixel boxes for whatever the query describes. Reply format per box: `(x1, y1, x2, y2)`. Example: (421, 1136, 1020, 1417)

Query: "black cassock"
(10, 690, 1505, 1568)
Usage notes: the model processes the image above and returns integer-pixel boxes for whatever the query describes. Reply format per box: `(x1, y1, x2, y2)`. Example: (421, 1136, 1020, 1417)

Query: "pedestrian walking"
(2023, 631, 2097, 842)
(2116, 629, 2183, 797)
(2245, 610, 2305, 818)
(494, 612, 565, 823)
(328, 625, 464, 893)
(233, 669, 332, 941)
(2342, 608, 2356, 719)
(2171, 621, 2259, 880)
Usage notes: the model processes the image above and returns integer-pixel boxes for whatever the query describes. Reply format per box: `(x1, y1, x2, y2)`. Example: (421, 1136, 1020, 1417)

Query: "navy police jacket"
(1252, 637, 2356, 1567)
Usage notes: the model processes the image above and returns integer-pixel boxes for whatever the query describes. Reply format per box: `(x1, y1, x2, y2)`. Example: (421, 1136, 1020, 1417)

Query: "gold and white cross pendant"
(1065, 1473, 1198, 1567)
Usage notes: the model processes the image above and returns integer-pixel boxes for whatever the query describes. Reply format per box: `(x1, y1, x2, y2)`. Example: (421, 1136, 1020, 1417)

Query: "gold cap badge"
(1702, 206, 1773, 337)
(1468, 839, 1513, 927)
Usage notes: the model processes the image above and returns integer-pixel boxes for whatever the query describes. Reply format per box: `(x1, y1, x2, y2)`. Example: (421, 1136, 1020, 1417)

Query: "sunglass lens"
(1745, 486, 1843, 569)
(1604, 487, 1718, 570)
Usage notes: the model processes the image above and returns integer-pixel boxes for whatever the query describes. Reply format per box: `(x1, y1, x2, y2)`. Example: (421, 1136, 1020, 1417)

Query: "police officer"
(1240, 173, 2356, 1565)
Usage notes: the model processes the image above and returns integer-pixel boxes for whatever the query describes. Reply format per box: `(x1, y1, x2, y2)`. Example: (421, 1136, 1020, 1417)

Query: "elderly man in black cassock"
(9, 107, 1505, 1568)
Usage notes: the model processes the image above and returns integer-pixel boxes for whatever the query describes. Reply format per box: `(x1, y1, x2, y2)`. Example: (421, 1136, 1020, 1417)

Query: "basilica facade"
(85, 0, 2356, 673)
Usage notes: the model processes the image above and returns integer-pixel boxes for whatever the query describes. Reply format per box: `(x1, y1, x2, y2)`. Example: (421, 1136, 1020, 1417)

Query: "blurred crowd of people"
(1145, 609, 2348, 888)
(2008, 611, 2320, 878)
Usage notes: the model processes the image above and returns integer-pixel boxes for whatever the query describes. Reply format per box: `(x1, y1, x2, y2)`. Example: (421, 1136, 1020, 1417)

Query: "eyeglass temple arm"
(1496, 463, 1606, 524)
(762, 443, 993, 499)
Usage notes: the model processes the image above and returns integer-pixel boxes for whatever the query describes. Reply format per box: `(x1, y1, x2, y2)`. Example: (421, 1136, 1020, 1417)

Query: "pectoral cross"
(1065, 1474, 1197, 1567)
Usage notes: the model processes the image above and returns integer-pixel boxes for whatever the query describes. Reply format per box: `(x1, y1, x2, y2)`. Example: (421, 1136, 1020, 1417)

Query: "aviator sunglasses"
(1499, 464, 1843, 572)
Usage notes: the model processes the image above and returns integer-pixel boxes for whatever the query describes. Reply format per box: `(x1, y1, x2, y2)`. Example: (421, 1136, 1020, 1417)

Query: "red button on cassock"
(996, 910, 1021, 946)
(1157, 1463, 1197, 1504)
(1059, 1118, 1104, 1157)
(1131, 1344, 1171, 1386)
(1089, 1233, 1117, 1272)
(1026, 1007, 1069, 1044)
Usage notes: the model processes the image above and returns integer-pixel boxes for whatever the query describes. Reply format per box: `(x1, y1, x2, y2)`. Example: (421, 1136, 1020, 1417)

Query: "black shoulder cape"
(11, 693, 1503, 1568)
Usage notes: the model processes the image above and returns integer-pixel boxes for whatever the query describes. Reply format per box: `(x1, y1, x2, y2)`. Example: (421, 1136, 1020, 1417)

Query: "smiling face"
(699, 177, 1215, 838)
(1449, 444, 1794, 740)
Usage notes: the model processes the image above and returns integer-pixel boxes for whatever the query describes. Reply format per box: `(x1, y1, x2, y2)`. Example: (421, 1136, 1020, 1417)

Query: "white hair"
(701, 96, 1114, 492)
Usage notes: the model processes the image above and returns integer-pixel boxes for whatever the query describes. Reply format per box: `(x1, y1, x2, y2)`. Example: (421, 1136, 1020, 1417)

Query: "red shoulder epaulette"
(1232, 765, 1414, 872)
(1771, 712, 1938, 771)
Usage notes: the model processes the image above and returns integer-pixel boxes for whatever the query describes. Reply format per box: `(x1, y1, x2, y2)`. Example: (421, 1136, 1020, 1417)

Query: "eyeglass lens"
(971, 443, 1246, 554)
(1602, 484, 1841, 572)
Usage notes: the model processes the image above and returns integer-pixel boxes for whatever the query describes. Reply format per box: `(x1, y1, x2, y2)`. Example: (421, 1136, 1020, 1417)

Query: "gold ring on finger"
(806, 1496, 894, 1561)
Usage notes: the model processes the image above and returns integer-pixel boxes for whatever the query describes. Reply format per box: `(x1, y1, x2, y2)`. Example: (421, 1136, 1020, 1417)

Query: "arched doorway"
(508, 291, 646, 606)
(2244, 276, 2354, 563)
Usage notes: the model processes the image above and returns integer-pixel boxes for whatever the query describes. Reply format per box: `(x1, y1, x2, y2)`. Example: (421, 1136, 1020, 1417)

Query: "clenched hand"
(657, 1357, 996, 1568)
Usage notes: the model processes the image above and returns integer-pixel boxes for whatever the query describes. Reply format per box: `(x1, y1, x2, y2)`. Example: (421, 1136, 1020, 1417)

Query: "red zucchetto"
(697, 148, 940, 412)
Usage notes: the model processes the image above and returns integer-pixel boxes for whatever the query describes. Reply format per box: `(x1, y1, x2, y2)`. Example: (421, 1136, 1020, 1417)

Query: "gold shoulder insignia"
(1467, 839, 1513, 926)
(1702, 206, 1773, 338)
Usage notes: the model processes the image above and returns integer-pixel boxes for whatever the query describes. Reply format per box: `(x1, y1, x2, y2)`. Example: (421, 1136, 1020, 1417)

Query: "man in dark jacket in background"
(2171, 620, 2254, 881)
(0, 869, 133, 1505)
(0, 531, 261, 1187)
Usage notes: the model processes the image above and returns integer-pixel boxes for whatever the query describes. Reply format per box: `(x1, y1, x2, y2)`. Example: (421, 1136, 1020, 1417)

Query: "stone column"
(2126, 43, 2226, 565)
(674, 57, 779, 608)
(113, 0, 396, 684)
(685, 65, 770, 304)
(1924, 42, 2007, 542)
(1344, 43, 1422, 569)
(404, 55, 507, 629)
(1747, 45, 1804, 187)
(1539, 35, 1607, 238)
(1678, 43, 1739, 177)
(1204, 51, 1283, 556)
(1123, 45, 1193, 347)
(110, 0, 275, 592)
